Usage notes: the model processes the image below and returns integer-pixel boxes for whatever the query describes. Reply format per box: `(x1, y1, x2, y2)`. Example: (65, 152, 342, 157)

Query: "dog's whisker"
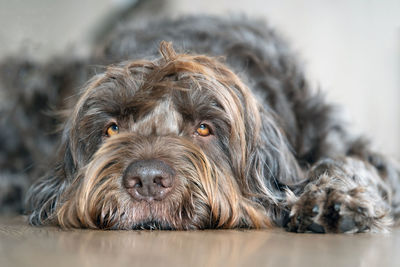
(1, 15, 394, 233)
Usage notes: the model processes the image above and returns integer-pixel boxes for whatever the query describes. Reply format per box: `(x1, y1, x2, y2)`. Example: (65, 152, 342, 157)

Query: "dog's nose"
(123, 159, 175, 201)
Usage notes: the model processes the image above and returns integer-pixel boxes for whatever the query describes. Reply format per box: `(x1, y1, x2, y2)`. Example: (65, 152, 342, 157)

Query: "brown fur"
(23, 17, 400, 233)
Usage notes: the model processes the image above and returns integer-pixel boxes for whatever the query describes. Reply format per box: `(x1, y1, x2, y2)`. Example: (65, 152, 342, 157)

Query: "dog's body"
(2, 16, 400, 232)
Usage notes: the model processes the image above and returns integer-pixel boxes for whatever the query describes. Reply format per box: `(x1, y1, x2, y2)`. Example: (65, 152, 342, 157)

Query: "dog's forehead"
(128, 72, 227, 117)
(130, 95, 182, 135)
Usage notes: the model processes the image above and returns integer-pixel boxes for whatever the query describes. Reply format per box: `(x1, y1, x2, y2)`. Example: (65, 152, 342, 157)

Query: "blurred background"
(0, 0, 399, 159)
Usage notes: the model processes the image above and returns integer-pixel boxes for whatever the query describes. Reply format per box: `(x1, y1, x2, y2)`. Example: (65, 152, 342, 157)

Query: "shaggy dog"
(2, 16, 400, 232)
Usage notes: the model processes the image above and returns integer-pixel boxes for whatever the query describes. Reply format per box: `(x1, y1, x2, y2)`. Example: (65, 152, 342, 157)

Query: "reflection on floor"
(1, 216, 399, 267)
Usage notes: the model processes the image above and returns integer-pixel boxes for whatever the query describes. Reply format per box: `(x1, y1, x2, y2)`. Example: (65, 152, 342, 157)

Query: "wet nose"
(123, 159, 175, 201)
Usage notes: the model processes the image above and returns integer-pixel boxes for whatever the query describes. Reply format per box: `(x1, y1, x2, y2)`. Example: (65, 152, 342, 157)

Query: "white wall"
(1, 0, 399, 158)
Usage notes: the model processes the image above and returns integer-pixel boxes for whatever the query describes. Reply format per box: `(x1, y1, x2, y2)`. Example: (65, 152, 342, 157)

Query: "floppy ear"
(242, 101, 302, 208)
(25, 71, 116, 225)
(25, 133, 76, 225)
(197, 56, 302, 214)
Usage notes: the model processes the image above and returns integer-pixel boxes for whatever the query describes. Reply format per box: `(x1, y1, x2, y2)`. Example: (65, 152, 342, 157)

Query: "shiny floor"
(1, 216, 399, 267)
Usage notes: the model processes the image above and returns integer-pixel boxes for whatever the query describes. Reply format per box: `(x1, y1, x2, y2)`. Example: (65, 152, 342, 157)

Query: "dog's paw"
(286, 179, 392, 233)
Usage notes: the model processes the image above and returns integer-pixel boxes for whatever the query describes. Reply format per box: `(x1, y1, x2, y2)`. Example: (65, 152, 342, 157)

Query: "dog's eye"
(106, 124, 119, 137)
(196, 124, 211, 137)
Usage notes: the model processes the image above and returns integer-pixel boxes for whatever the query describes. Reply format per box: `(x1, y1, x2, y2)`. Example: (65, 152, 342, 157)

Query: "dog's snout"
(123, 159, 175, 201)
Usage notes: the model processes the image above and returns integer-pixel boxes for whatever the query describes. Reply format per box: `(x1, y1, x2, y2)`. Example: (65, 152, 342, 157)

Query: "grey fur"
(1, 16, 399, 232)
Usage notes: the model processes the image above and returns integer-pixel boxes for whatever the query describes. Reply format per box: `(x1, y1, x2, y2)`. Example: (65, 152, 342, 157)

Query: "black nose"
(123, 159, 175, 201)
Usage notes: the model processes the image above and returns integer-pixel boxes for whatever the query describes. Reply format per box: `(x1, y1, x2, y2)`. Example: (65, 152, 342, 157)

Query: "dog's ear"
(25, 133, 76, 225)
(241, 102, 302, 206)
(25, 70, 120, 225)
(193, 56, 302, 208)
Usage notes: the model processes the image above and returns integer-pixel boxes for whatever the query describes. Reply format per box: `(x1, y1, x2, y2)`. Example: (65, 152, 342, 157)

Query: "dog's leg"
(286, 156, 399, 233)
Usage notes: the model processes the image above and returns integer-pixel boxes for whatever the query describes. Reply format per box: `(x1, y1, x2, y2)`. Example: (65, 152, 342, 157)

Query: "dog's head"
(27, 42, 299, 229)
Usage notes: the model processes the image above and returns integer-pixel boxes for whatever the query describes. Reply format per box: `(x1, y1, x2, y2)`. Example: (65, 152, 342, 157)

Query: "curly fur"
(1, 16, 400, 232)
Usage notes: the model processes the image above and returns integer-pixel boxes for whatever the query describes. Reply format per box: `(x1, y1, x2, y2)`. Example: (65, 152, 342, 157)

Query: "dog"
(3, 16, 400, 232)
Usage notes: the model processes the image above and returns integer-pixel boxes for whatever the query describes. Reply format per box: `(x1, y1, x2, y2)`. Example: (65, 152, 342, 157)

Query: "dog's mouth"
(131, 220, 174, 230)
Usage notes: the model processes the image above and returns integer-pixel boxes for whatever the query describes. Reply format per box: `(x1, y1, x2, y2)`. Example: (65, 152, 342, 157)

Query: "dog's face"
(31, 42, 298, 229)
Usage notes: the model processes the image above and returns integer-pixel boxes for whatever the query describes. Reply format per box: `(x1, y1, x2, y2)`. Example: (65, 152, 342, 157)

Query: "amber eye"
(106, 124, 119, 137)
(196, 124, 211, 137)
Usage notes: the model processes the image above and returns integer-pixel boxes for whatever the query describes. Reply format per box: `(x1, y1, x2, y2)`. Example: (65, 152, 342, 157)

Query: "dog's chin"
(131, 220, 174, 230)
